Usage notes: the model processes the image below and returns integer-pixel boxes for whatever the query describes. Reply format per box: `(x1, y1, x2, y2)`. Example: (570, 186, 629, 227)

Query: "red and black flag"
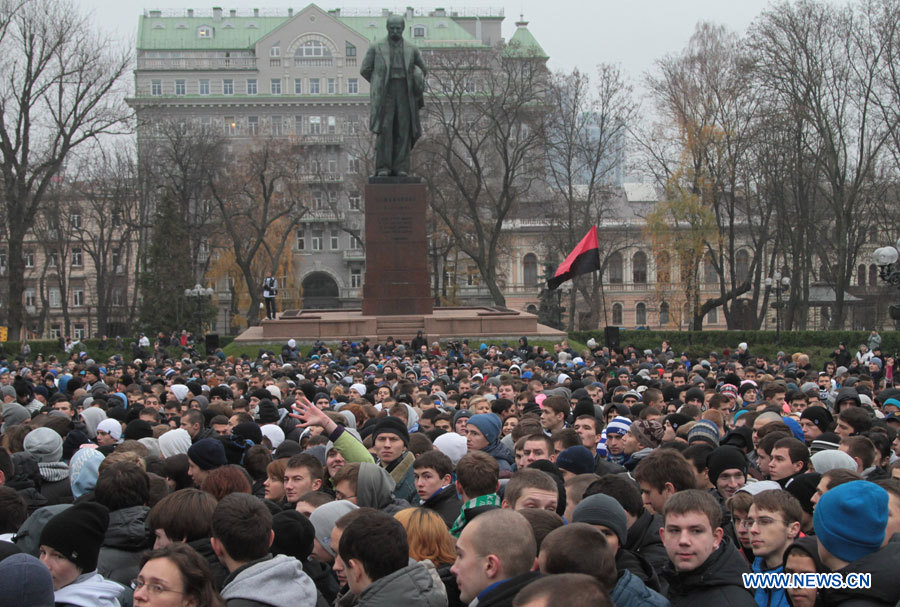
(548, 226, 600, 290)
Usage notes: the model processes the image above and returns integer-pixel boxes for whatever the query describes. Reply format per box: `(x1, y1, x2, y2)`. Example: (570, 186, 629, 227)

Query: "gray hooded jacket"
(54, 572, 123, 607)
(358, 562, 448, 607)
(356, 462, 410, 513)
(221, 554, 317, 607)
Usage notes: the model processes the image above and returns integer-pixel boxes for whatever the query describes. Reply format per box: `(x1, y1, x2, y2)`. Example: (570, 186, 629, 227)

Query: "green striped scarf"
(449, 493, 501, 537)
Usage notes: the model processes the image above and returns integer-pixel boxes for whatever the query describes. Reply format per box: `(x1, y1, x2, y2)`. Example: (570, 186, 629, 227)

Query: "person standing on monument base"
(263, 273, 278, 320)
(360, 15, 426, 177)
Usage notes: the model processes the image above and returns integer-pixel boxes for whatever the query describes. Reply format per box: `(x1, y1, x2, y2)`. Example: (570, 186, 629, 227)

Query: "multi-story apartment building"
(128, 5, 534, 332)
(7, 193, 140, 341)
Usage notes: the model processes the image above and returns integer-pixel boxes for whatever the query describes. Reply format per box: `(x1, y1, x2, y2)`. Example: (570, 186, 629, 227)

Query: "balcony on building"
(299, 209, 342, 223)
(342, 248, 365, 262)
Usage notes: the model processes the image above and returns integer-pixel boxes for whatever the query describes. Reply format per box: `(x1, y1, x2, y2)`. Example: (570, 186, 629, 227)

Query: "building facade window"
(330, 231, 339, 250)
(48, 251, 58, 267)
(248, 116, 259, 135)
(347, 156, 360, 174)
(72, 288, 84, 307)
(296, 230, 305, 251)
(735, 250, 749, 284)
(197, 26, 213, 38)
(309, 116, 321, 134)
(72, 248, 83, 267)
(199, 79, 210, 95)
(659, 301, 669, 326)
(294, 79, 302, 95)
(271, 115, 283, 136)
(271, 78, 281, 94)
(868, 264, 877, 286)
(112, 288, 124, 307)
(348, 193, 360, 210)
(50, 324, 61, 339)
(73, 323, 85, 340)
(247, 79, 257, 95)
(24, 288, 36, 308)
(704, 254, 718, 284)
(270, 44, 280, 57)
(49, 287, 61, 308)
(327, 116, 336, 133)
(607, 252, 623, 283)
(175, 79, 186, 95)
(656, 251, 670, 283)
(412, 25, 426, 37)
(345, 41, 356, 56)
(523, 253, 537, 287)
(151, 79, 162, 96)
(706, 306, 718, 324)
(612, 303, 623, 325)
(635, 302, 647, 326)
(223, 79, 234, 95)
(350, 268, 361, 288)
(347, 78, 358, 94)
(298, 40, 331, 57)
(311, 231, 323, 251)
(327, 78, 335, 94)
(857, 264, 866, 286)
(71, 213, 81, 228)
(309, 78, 320, 94)
(632, 251, 648, 283)
(24, 251, 34, 268)
(224, 116, 236, 135)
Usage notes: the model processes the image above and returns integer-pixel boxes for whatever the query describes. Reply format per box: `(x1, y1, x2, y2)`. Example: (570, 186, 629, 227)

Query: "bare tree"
(137, 120, 222, 332)
(643, 23, 768, 329)
(208, 137, 308, 326)
(69, 143, 141, 337)
(748, 0, 892, 328)
(418, 46, 549, 307)
(0, 0, 131, 337)
(544, 65, 635, 329)
(32, 185, 75, 337)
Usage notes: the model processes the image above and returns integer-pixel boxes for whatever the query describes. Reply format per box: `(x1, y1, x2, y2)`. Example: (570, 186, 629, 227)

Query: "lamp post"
(183, 283, 214, 350)
(765, 272, 791, 345)
(873, 237, 900, 322)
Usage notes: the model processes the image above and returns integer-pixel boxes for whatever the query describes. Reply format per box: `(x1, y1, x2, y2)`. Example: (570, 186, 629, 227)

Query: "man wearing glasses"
(746, 490, 803, 607)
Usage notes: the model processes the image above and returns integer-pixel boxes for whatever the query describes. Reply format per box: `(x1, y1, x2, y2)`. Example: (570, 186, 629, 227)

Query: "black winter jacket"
(475, 571, 543, 607)
(421, 485, 463, 528)
(662, 537, 757, 607)
(625, 509, 669, 574)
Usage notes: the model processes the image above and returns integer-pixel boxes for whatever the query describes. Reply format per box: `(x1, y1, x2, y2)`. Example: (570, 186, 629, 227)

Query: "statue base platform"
(361, 181, 432, 316)
(234, 307, 565, 343)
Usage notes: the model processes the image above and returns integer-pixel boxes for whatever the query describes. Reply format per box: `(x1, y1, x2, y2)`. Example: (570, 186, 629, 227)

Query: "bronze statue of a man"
(360, 15, 426, 177)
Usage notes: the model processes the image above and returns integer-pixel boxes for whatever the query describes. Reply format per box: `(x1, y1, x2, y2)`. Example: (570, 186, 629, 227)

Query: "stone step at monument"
(375, 316, 425, 339)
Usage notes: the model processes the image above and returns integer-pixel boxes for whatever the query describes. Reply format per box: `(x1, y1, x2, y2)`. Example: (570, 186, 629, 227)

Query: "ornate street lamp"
(184, 283, 215, 346)
(765, 272, 791, 344)
(872, 237, 900, 321)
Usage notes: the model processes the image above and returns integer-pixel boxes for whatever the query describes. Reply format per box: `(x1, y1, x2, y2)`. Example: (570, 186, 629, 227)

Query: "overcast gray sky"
(85, 0, 773, 81)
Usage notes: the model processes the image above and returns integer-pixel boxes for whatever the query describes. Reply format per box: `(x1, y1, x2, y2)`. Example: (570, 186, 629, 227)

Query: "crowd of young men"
(0, 334, 897, 606)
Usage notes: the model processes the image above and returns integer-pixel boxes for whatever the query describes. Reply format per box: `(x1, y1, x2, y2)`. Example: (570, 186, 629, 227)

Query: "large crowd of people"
(0, 332, 897, 607)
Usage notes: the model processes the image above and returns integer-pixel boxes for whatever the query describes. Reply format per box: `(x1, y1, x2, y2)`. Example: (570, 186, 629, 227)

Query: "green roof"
(505, 24, 547, 59)
(137, 8, 489, 51)
(138, 16, 285, 50)
(339, 16, 484, 46)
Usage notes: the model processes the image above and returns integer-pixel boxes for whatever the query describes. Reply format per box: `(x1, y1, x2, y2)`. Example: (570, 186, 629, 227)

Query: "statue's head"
(386, 15, 405, 41)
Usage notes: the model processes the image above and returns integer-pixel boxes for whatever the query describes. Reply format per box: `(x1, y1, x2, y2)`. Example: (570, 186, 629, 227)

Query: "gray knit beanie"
(571, 493, 627, 545)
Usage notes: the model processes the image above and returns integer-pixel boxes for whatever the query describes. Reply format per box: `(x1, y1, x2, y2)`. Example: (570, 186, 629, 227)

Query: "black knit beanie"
(371, 416, 410, 446)
(39, 502, 109, 573)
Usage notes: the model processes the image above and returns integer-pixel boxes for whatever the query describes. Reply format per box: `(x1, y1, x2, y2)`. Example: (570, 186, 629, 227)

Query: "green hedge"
(570, 330, 897, 368)
(0, 334, 238, 363)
